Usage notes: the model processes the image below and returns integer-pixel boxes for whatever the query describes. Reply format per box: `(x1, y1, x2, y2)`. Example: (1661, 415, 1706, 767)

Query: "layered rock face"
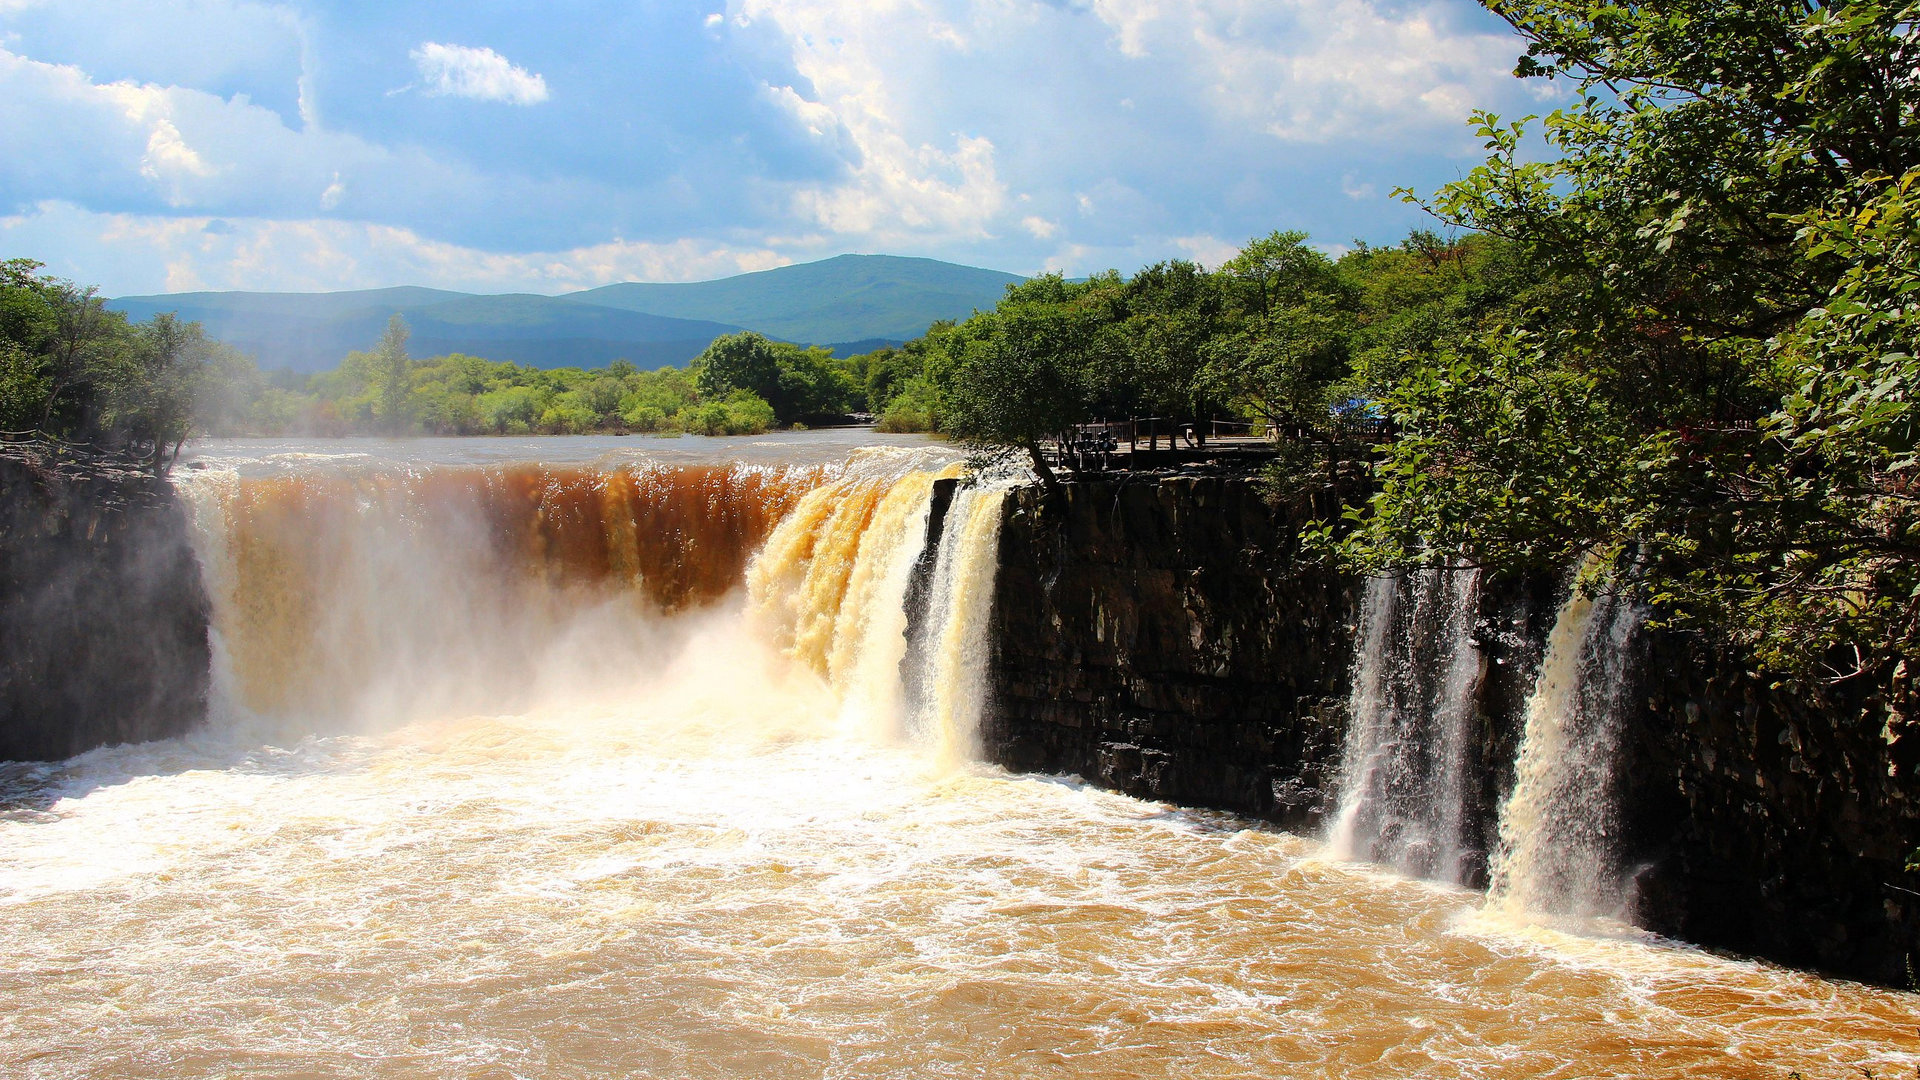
(0, 447, 211, 762)
(1626, 640, 1920, 986)
(979, 473, 1920, 987)
(980, 476, 1355, 830)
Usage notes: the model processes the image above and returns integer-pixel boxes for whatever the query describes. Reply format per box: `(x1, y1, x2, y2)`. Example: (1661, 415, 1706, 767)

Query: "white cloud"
(728, 0, 1527, 264)
(1171, 233, 1239, 269)
(739, 0, 1012, 246)
(1020, 215, 1058, 240)
(3, 201, 793, 294)
(409, 42, 549, 106)
(0, 0, 313, 124)
(1086, 0, 1519, 143)
(0, 45, 582, 234)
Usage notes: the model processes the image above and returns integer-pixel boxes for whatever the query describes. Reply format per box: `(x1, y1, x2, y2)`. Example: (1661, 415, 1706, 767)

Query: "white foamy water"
(3, 442, 1916, 1078)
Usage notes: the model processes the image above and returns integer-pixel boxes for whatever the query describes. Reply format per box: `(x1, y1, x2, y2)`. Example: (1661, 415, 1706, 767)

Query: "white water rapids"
(2, 436, 1916, 1078)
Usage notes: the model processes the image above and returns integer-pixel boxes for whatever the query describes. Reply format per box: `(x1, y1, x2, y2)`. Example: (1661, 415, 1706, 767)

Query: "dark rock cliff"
(979, 475, 1355, 830)
(977, 473, 1920, 987)
(0, 445, 211, 762)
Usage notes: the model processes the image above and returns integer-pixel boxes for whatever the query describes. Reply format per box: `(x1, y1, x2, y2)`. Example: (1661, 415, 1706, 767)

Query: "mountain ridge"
(107, 254, 1023, 372)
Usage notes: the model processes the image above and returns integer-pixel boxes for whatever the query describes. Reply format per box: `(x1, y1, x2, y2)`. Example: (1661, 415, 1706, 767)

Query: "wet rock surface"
(0, 446, 210, 762)
(980, 476, 1355, 832)
(981, 473, 1920, 987)
(1627, 638, 1920, 987)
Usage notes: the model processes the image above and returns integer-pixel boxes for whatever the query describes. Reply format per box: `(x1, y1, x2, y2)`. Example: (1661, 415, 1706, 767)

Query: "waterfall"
(1487, 576, 1644, 919)
(1327, 566, 1485, 884)
(176, 461, 826, 727)
(746, 468, 1007, 763)
(904, 485, 1009, 765)
(744, 457, 967, 743)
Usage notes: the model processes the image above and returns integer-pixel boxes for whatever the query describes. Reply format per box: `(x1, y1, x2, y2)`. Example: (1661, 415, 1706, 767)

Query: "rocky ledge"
(0, 442, 210, 762)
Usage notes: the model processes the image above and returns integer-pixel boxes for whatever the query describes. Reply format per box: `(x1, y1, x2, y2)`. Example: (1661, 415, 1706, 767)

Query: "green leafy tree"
(1346, 0, 1920, 691)
(1117, 262, 1225, 440)
(941, 275, 1104, 484)
(1208, 232, 1354, 440)
(375, 314, 412, 434)
(695, 331, 856, 424)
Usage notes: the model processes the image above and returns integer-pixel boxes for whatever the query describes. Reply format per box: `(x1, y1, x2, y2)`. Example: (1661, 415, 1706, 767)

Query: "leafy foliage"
(693, 331, 859, 426)
(0, 259, 243, 470)
(1343, 0, 1920, 692)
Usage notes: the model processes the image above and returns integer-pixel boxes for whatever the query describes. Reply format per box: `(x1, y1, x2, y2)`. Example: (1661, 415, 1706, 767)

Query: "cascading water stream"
(176, 460, 830, 728)
(1487, 574, 1645, 920)
(904, 484, 1010, 765)
(745, 467, 1007, 763)
(1327, 566, 1485, 884)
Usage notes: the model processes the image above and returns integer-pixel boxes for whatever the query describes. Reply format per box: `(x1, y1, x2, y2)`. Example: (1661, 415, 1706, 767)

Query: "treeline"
(859, 230, 1533, 469)
(195, 231, 1523, 449)
(0, 258, 253, 470)
(200, 317, 878, 438)
(930, 0, 1920, 704)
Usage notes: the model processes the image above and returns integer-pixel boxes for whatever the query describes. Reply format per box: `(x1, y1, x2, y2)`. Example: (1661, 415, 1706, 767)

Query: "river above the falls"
(177, 429, 948, 473)
(2, 437, 1916, 1079)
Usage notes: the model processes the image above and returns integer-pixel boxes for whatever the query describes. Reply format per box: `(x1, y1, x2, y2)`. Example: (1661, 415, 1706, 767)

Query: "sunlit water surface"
(1, 435, 1916, 1078)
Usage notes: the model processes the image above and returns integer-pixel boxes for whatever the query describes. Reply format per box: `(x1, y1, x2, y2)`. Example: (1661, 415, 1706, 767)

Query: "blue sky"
(0, 0, 1553, 295)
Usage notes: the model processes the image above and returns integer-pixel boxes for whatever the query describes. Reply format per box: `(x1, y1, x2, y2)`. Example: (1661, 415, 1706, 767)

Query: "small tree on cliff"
(941, 275, 1100, 486)
(375, 314, 412, 435)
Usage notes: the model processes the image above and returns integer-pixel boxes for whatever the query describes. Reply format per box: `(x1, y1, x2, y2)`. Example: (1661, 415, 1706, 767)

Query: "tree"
(694, 331, 852, 425)
(1208, 232, 1354, 439)
(376, 313, 412, 435)
(1347, 0, 1920, 688)
(941, 275, 1103, 485)
(1118, 261, 1225, 442)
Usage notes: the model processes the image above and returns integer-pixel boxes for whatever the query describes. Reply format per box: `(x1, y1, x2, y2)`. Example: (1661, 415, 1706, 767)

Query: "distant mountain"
(107, 254, 1024, 372)
(106, 289, 744, 372)
(567, 254, 1023, 345)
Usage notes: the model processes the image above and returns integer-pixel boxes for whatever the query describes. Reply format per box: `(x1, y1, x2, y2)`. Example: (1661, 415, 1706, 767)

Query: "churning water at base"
(1329, 568, 1484, 885)
(2, 441, 1917, 1077)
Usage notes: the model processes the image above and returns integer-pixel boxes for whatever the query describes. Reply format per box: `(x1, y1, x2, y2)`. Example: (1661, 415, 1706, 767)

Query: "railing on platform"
(1045, 414, 1395, 471)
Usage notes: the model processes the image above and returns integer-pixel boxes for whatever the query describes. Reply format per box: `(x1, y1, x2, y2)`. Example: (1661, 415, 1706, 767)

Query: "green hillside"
(566, 254, 1024, 344)
(107, 291, 745, 372)
(107, 254, 1027, 371)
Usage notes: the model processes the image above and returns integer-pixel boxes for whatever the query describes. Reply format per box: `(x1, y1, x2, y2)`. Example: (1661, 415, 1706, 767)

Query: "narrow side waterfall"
(1327, 567, 1485, 884)
(1487, 578, 1644, 919)
(905, 485, 1010, 765)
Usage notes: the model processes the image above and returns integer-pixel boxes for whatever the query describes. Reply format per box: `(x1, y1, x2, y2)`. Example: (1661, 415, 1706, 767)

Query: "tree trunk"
(1023, 441, 1058, 489)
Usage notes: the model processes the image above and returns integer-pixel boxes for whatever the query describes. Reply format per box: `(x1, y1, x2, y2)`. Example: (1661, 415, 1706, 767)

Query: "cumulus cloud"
(0, 0, 1541, 291)
(0, 44, 602, 244)
(738, 0, 1016, 247)
(730, 0, 1535, 265)
(409, 42, 549, 106)
(0, 0, 313, 124)
(3, 201, 793, 294)
(1171, 233, 1241, 269)
(1086, 0, 1521, 142)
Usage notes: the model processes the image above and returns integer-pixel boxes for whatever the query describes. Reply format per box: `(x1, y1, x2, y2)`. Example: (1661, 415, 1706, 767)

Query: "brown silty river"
(1, 434, 1915, 1078)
